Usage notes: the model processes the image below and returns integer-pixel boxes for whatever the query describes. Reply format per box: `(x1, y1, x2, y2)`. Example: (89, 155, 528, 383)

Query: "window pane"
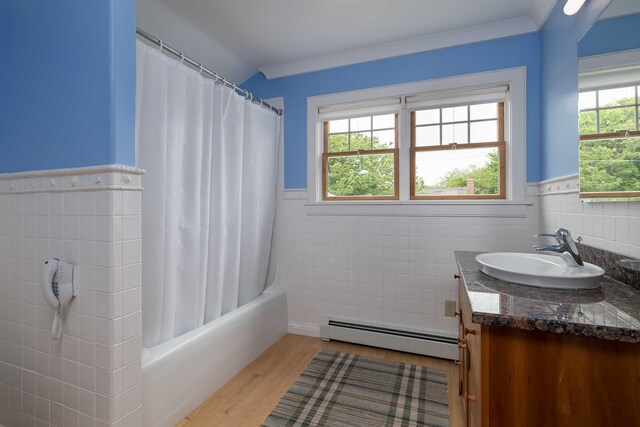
(373, 130, 395, 148)
(579, 92, 596, 111)
(579, 111, 597, 135)
(470, 103, 498, 120)
(415, 109, 439, 125)
(350, 132, 372, 151)
(350, 116, 371, 132)
(329, 119, 348, 133)
(414, 147, 500, 196)
(415, 125, 440, 147)
(328, 133, 349, 152)
(327, 154, 395, 197)
(442, 123, 468, 144)
(599, 107, 636, 133)
(442, 106, 468, 123)
(598, 87, 635, 108)
(373, 114, 395, 130)
(454, 106, 468, 121)
(579, 138, 640, 193)
(470, 120, 498, 143)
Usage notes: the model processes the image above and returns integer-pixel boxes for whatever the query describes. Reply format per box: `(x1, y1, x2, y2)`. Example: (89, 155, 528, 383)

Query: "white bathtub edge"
(141, 288, 287, 427)
(142, 288, 284, 368)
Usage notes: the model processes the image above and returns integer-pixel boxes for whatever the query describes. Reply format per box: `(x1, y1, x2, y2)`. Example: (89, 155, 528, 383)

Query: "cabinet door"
(458, 281, 470, 427)
(466, 331, 481, 427)
(458, 306, 465, 398)
(459, 276, 482, 427)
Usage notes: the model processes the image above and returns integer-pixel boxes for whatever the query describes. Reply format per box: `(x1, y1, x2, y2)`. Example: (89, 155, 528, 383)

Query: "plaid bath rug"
(262, 350, 449, 427)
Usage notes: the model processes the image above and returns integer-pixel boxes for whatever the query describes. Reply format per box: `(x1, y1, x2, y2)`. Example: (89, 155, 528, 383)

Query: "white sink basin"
(475, 252, 604, 289)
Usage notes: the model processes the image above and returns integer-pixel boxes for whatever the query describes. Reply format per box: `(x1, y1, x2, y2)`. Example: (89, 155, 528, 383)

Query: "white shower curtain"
(136, 41, 280, 348)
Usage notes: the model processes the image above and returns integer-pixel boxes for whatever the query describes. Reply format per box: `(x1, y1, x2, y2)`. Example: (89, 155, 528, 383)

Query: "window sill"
(303, 199, 533, 218)
(306, 199, 531, 206)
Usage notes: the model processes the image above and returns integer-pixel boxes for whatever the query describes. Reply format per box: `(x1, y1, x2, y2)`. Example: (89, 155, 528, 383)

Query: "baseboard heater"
(319, 316, 458, 360)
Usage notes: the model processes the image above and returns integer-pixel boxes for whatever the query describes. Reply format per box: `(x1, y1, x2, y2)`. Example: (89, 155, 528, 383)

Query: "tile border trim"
(537, 174, 579, 196)
(0, 164, 145, 194)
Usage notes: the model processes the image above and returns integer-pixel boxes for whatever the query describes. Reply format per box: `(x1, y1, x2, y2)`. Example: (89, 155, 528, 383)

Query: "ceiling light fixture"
(563, 0, 587, 15)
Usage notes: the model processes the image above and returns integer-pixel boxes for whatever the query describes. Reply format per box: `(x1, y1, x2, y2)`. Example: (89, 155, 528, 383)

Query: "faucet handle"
(535, 232, 562, 243)
(534, 228, 584, 267)
(535, 233, 558, 238)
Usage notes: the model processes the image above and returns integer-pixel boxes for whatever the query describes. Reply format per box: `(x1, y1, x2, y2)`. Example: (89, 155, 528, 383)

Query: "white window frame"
(306, 67, 527, 205)
(578, 48, 640, 200)
(579, 48, 640, 90)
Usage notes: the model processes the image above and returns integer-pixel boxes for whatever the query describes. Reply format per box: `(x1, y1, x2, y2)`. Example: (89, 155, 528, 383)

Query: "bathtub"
(141, 287, 288, 427)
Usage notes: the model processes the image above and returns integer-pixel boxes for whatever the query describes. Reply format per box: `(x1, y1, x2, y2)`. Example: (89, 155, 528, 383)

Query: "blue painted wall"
(539, 0, 610, 181)
(111, 0, 137, 168)
(243, 33, 542, 189)
(0, 0, 136, 173)
(578, 13, 640, 57)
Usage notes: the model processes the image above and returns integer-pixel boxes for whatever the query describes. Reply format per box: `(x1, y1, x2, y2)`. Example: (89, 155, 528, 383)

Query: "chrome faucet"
(534, 228, 584, 267)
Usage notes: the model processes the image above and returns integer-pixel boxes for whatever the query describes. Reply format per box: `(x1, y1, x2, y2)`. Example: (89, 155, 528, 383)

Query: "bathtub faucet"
(534, 228, 584, 267)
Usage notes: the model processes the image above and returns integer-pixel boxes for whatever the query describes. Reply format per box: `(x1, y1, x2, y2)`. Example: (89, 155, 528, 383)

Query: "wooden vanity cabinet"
(458, 278, 483, 427)
(457, 278, 640, 427)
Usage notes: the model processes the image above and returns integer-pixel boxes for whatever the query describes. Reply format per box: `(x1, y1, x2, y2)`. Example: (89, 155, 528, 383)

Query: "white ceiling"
(600, 0, 640, 19)
(137, 0, 556, 83)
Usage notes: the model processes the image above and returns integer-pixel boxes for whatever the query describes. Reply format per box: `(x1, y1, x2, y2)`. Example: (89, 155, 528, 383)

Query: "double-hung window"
(410, 101, 505, 199)
(579, 81, 640, 198)
(309, 69, 526, 204)
(323, 113, 399, 200)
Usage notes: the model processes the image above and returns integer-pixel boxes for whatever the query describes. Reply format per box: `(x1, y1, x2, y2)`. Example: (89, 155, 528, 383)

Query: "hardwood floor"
(175, 334, 464, 427)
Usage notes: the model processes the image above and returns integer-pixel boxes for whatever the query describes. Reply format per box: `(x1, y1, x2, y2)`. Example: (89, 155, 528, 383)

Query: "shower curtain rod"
(136, 27, 283, 116)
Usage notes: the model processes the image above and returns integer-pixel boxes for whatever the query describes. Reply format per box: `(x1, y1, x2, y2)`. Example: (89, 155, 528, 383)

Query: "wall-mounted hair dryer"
(42, 258, 77, 339)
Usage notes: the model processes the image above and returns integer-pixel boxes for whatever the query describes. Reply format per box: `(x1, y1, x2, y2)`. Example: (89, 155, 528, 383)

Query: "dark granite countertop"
(455, 251, 640, 343)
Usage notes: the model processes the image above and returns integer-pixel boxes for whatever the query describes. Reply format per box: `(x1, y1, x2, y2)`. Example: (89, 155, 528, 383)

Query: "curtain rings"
(159, 40, 164, 52)
(198, 64, 204, 75)
(179, 52, 185, 64)
(212, 73, 220, 83)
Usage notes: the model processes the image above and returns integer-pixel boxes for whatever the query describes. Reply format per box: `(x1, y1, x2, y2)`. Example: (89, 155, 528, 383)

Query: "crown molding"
(529, 0, 557, 29)
(259, 16, 538, 80)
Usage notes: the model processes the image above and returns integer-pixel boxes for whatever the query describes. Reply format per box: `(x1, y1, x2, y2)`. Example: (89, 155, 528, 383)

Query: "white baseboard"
(288, 322, 320, 337)
(319, 316, 458, 360)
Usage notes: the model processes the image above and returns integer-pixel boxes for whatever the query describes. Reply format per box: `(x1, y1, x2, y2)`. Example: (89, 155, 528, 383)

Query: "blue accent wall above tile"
(0, 0, 136, 173)
(578, 13, 640, 58)
(243, 33, 541, 189)
(539, 0, 610, 182)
